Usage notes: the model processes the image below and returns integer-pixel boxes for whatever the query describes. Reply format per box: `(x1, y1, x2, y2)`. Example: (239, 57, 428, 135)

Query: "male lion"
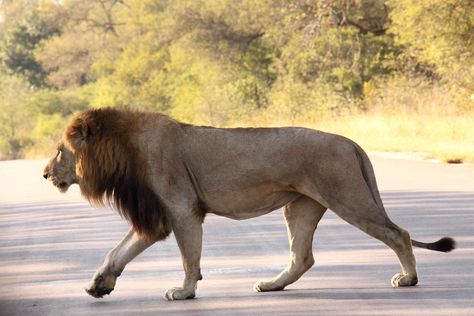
(43, 108, 455, 300)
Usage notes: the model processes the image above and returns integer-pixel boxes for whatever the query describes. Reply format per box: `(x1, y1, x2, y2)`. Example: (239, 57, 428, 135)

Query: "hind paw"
(164, 287, 196, 301)
(391, 273, 418, 287)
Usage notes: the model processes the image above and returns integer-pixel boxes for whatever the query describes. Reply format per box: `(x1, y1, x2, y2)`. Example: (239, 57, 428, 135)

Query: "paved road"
(0, 156, 473, 315)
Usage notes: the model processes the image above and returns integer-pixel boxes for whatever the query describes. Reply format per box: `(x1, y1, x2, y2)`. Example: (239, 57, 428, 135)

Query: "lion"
(43, 108, 455, 300)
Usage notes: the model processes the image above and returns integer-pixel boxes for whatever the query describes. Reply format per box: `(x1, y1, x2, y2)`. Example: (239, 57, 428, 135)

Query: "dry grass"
(233, 103, 474, 164)
(237, 77, 474, 164)
(313, 111, 474, 164)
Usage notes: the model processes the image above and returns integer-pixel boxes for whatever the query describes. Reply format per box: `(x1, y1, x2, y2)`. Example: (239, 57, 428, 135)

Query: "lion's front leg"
(165, 215, 203, 301)
(85, 227, 155, 298)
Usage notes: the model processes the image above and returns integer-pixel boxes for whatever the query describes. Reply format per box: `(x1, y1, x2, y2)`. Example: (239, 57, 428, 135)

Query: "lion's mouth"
(52, 179, 70, 192)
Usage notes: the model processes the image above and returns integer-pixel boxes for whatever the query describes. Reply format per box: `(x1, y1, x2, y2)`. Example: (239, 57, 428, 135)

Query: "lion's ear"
(66, 119, 90, 149)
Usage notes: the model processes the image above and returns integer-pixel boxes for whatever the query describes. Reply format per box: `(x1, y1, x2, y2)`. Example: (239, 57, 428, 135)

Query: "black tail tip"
(433, 237, 456, 252)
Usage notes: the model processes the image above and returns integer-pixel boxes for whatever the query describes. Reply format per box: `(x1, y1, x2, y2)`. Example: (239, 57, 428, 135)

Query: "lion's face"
(43, 141, 78, 193)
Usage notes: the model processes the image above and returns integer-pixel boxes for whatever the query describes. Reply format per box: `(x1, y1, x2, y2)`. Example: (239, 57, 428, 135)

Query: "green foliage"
(32, 113, 64, 142)
(388, 0, 474, 87)
(0, 72, 89, 159)
(0, 0, 60, 87)
(0, 73, 33, 159)
(29, 87, 89, 115)
(265, 1, 393, 97)
(34, 0, 124, 88)
(0, 0, 472, 159)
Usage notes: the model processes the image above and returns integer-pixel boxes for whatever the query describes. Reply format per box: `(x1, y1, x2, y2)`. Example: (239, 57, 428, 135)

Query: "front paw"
(85, 284, 114, 298)
(85, 273, 117, 298)
(164, 287, 196, 301)
(254, 280, 284, 292)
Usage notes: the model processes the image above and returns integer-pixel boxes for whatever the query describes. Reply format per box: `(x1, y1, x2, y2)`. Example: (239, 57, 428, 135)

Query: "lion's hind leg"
(330, 201, 418, 288)
(254, 196, 326, 292)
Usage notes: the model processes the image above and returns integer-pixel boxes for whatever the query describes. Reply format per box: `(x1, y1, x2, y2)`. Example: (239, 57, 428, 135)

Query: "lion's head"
(43, 108, 171, 241)
(43, 142, 77, 193)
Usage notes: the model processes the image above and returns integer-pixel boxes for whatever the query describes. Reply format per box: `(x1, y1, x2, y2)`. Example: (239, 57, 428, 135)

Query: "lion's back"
(178, 125, 358, 187)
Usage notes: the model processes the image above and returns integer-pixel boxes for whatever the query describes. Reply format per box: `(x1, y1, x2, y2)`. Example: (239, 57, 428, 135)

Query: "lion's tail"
(354, 144, 456, 253)
(411, 237, 456, 252)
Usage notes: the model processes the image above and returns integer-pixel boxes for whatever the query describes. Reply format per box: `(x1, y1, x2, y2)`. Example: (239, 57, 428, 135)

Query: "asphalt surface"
(0, 155, 473, 316)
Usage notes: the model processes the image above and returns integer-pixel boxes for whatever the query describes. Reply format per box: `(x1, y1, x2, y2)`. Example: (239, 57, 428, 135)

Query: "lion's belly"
(204, 190, 301, 220)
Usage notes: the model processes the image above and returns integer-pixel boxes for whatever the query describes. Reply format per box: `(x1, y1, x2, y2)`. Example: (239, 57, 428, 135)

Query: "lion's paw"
(253, 280, 284, 292)
(84, 272, 117, 298)
(164, 287, 196, 301)
(391, 273, 418, 287)
(85, 285, 114, 298)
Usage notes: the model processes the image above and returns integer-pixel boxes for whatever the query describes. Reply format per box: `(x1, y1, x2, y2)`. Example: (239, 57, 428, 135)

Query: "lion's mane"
(65, 108, 171, 241)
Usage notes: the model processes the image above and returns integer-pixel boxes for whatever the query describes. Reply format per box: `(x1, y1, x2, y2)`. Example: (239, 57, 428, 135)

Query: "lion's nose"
(43, 173, 49, 179)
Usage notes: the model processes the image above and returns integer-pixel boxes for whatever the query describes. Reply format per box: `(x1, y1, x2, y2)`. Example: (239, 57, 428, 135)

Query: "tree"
(0, 73, 33, 159)
(0, 0, 60, 87)
(0, 0, 472, 159)
(388, 0, 474, 87)
(87, 0, 276, 124)
(264, 1, 393, 98)
(34, 0, 125, 88)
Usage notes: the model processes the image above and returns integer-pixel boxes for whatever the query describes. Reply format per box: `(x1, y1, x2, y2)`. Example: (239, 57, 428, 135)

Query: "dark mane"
(65, 108, 171, 241)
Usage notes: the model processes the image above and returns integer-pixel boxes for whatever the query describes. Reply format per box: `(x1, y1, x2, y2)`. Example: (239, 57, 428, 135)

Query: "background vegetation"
(0, 0, 473, 162)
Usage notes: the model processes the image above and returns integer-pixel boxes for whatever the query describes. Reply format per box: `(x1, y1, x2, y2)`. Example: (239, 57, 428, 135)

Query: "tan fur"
(46, 109, 171, 241)
(43, 108, 453, 300)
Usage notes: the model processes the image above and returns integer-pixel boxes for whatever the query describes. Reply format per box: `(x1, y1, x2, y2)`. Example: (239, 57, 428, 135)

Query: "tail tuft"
(430, 237, 456, 252)
(411, 237, 456, 252)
